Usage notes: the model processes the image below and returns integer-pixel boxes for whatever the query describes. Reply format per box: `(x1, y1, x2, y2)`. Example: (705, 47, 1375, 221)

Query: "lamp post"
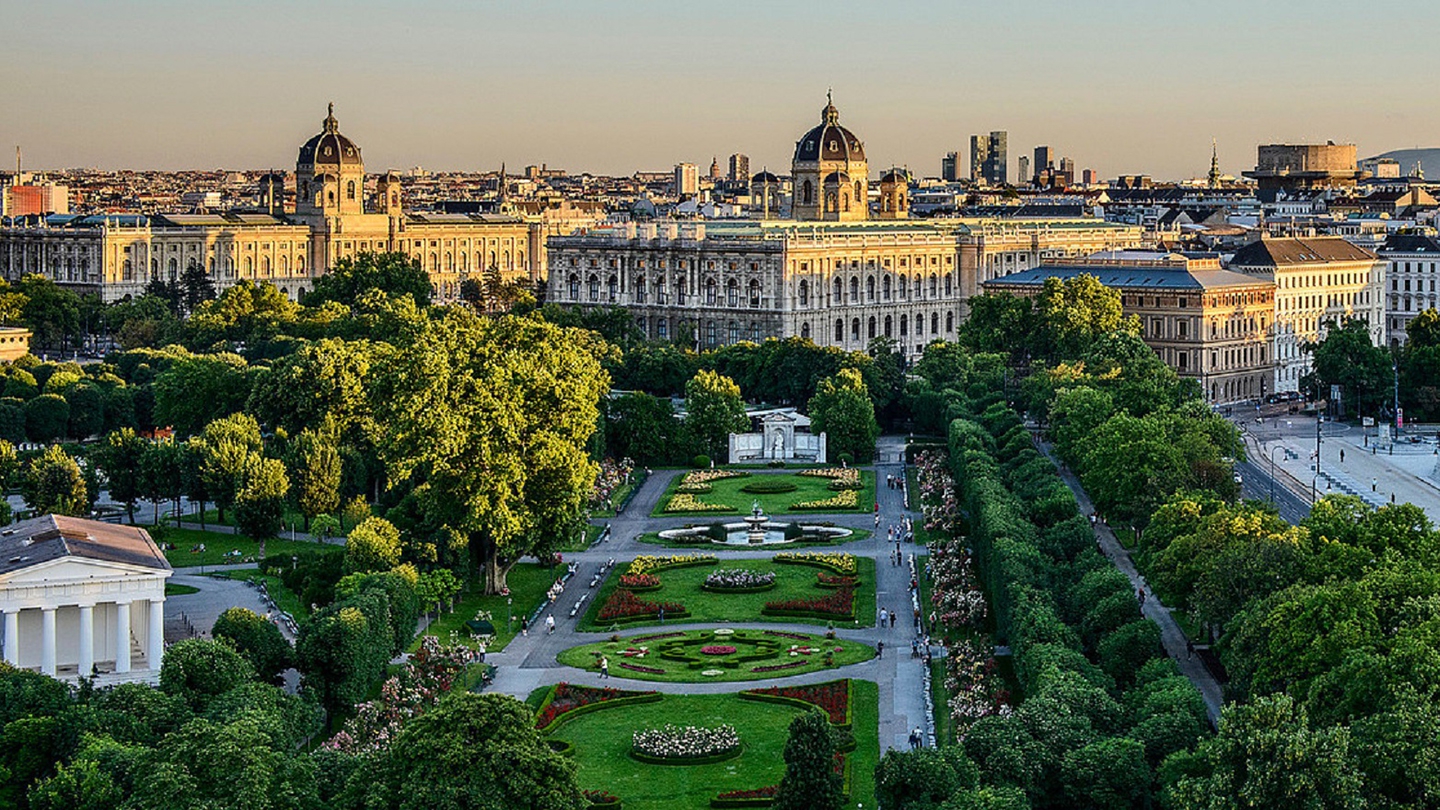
(507, 597, 513, 633)
(1269, 444, 1284, 505)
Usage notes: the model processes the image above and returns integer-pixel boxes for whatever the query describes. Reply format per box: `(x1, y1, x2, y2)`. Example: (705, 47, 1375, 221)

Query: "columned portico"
(2, 609, 16, 665)
(78, 604, 94, 676)
(40, 607, 56, 676)
(148, 599, 164, 672)
(115, 600, 132, 674)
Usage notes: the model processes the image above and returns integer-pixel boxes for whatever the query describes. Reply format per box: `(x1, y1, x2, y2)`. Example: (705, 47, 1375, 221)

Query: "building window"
(834, 319, 844, 342)
(588, 274, 599, 301)
(727, 279, 738, 307)
(867, 316, 876, 339)
(799, 279, 810, 307)
(801, 322, 811, 339)
(851, 318, 860, 341)
(748, 279, 761, 308)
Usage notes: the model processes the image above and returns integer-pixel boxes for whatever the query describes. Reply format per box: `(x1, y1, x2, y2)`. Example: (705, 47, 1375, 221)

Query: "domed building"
(296, 103, 365, 219)
(791, 96, 868, 222)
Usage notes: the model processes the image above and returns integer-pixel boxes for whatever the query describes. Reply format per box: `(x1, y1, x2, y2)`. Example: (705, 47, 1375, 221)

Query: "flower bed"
(627, 554, 717, 577)
(584, 789, 622, 809)
(597, 589, 689, 623)
(702, 568, 777, 592)
(630, 631, 686, 643)
(816, 573, 858, 589)
(762, 629, 811, 641)
(739, 479, 798, 494)
(711, 785, 777, 808)
(677, 470, 749, 493)
(740, 680, 852, 727)
(750, 660, 810, 674)
(791, 488, 859, 510)
(631, 724, 742, 765)
(761, 586, 855, 620)
(533, 683, 661, 732)
(774, 552, 857, 576)
(620, 662, 667, 675)
(665, 493, 735, 513)
(618, 573, 661, 591)
(701, 645, 737, 655)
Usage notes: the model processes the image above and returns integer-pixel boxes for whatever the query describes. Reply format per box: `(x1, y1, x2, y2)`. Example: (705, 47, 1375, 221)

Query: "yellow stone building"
(0, 106, 595, 303)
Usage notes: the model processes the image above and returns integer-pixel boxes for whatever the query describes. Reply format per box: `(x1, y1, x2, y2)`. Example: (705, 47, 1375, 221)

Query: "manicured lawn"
(580, 557, 877, 631)
(930, 657, 952, 747)
(157, 527, 337, 568)
(218, 568, 309, 618)
(634, 527, 870, 550)
(407, 561, 557, 654)
(653, 470, 876, 517)
(556, 628, 873, 683)
(549, 681, 879, 810)
(164, 583, 199, 596)
(174, 504, 374, 536)
(559, 523, 607, 552)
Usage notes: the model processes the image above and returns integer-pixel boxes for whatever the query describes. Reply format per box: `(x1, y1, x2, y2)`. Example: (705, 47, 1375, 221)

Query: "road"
(1236, 457, 1311, 525)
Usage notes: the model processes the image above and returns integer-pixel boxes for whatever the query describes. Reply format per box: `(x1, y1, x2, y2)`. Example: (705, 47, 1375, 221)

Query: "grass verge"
(556, 628, 873, 683)
(158, 527, 337, 568)
(407, 562, 556, 654)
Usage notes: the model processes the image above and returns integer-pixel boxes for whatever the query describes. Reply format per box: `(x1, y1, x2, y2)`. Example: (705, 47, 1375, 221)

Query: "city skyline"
(6, 1, 1440, 179)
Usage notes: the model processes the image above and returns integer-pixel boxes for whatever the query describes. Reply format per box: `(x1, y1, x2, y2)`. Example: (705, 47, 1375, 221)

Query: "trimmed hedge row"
(534, 690, 664, 734)
(629, 745, 744, 766)
(736, 692, 855, 732)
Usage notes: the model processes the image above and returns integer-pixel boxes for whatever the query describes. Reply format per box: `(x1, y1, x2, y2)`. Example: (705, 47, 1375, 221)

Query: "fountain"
(744, 501, 768, 544)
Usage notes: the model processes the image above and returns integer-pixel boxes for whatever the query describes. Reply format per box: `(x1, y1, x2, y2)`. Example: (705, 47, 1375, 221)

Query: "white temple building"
(0, 515, 172, 684)
(729, 408, 827, 464)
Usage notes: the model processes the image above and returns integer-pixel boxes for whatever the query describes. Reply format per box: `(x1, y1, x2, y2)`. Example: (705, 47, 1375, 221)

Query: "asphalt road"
(1236, 457, 1311, 525)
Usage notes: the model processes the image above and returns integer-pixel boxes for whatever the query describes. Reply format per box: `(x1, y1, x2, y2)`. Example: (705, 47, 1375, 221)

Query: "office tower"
(970, 131, 1007, 185)
(728, 153, 750, 183)
(942, 152, 960, 182)
(674, 163, 699, 197)
(1033, 146, 1055, 174)
(1018, 156, 1031, 185)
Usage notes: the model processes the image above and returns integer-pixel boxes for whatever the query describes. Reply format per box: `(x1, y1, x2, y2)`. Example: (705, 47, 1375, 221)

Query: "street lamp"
(507, 597, 513, 633)
(1269, 444, 1284, 504)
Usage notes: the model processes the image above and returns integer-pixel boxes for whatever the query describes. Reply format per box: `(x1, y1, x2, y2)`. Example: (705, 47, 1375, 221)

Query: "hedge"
(738, 680, 855, 731)
(629, 745, 744, 766)
(534, 691, 664, 734)
(758, 607, 855, 621)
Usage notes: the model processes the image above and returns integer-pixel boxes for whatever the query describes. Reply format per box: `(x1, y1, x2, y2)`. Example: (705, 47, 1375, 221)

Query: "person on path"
(1186, 639, 1194, 660)
(600, 656, 609, 679)
(880, 607, 889, 627)
(521, 615, 529, 636)
(875, 513, 881, 529)
(877, 641, 884, 659)
(1137, 587, 1147, 606)
(546, 614, 555, 634)
(658, 606, 666, 623)
(889, 611, 897, 629)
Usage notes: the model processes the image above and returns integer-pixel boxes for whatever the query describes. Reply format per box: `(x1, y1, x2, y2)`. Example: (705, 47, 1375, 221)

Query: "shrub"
(837, 452, 854, 465)
(1097, 621, 1164, 689)
(740, 479, 798, 494)
(693, 454, 711, 468)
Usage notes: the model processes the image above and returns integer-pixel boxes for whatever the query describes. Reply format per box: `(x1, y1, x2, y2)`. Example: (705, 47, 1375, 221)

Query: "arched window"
(803, 180, 813, 205)
(280, 256, 289, 275)
(849, 277, 859, 302)
(729, 321, 741, 344)
(296, 256, 304, 273)
(899, 315, 908, 336)
(704, 277, 716, 305)
(833, 277, 843, 302)
(851, 318, 860, 341)
(855, 181, 863, 203)
(607, 275, 618, 301)
(867, 316, 877, 339)
(798, 279, 810, 307)
(261, 256, 271, 277)
(150, 258, 158, 276)
(866, 276, 875, 302)
(122, 259, 132, 281)
(929, 274, 938, 296)
(346, 180, 356, 200)
(587, 274, 600, 301)
(657, 318, 668, 340)
(835, 319, 844, 342)
(826, 192, 837, 212)
(747, 279, 761, 308)
(750, 322, 761, 342)
(327, 190, 335, 204)
(243, 257, 252, 277)
(675, 277, 686, 305)
(945, 275, 953, 296)
(915, 313, 923, 336)
(841, 192, 850, 212)
(727, 279, 739, 307)
(801, 322, 811, 339)
(445, 253, 454, 272)
(884, 315, 892, 337)
(882, 275, 892, 300)
(931, 312, 939, 334)
(913, 275, 922, 298)
(946, 311, 954, 332)
(168, 257, 178, 278)
(635, 275, 647, 303)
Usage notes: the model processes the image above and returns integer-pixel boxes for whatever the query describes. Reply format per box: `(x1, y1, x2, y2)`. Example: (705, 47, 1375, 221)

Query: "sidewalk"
(1257, 424, 1440, 522)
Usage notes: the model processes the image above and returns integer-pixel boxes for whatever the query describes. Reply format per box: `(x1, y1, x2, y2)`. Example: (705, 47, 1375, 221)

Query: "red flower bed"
(717, 786, 777, 800)
(620, 662, 666, 674)
(597, 588, 685, 621)
(743, 680, 849, 725)
(701, 645, 737, 655)
(818, 573, 857, 587)
(534, 683, 656, 730)
(763, 630, 811, 641)
(763, 586, 854, 618)
(583, 789, 620, 804)
(619, 573, 660, 588)
(630, 631, 686, 643)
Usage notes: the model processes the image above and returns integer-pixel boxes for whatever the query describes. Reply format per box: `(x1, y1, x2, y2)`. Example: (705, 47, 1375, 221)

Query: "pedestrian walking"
(546, 614, 555, 634)
(1185, 639, 1194, 660)
(1373, 477, 1379, 492)
(889, 610, 897, 629)
(875, 513, 881, 529)
(877, 641, 884, 658)
(1340, 449, 1345, 463)
(521, 615, 529, 636)
(880, 607, 889, 627)
(600, 656, 609, 678)
(658, 606, 666, 623)
(911, 638, 919, 658)
(1137, 587, 1146, 606)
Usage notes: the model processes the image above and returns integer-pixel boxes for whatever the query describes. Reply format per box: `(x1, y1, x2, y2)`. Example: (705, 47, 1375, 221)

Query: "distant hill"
(1367, 148, 1440, 180)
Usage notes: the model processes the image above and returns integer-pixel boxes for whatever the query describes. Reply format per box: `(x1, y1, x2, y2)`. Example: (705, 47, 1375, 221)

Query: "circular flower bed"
(702, 569, 777, 592)
(632, 724, 741, 764)
(712, 628, 734, 636)
(740, 479, 799, 494)
(701, 645, 737, 655)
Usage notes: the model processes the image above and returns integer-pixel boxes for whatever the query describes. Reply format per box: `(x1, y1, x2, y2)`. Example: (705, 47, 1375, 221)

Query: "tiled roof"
(1228, 237, 1376, 267)
(0, 515, 171, 576)
(983, 264, 1270, 291)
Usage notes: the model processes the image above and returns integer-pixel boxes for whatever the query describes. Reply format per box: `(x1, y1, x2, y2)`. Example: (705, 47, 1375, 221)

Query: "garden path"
(486, 439, 937, 757)
(1034, 441, 1225, 727)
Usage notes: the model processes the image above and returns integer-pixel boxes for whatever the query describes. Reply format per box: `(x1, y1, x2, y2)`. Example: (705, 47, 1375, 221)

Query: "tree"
(246, 338, 376, 437)
(344, 516, 403, 574)
(305, 251, 432, 309)
(158, 638, 256, 712)
(193, 413, 264, 523)
(94, 428, 147, 523)
(773, 710, 843, 810)
(152, 352, 251, 437)
(606, 391, 688, 465)
(373, 310, 609, 593)
(234, 456, 290, 540)
(296, 588, 395, 719)
(185, 280, 300, 348)
(126, 715, 321, 810)
(684, 369, 749, 461)
(1060, 738, 1149, 809)
(23, 445, 89, 516)
(0, 278, 30, 326)
(24, 393, 69, 443)
(808, 368, 879, 462)
(212, 607, 292, 684)
(416, 568, 462, 615)
(1303, 317, 1390, 417)
(874, 747, 978, 810)
(289, 429, 341, 530)
(1032, 274, 1139, 361)
(140, 439, 186, 521)
(352, 692, 583, 810)
(19, 275, 80, 350)
(1163, 694, 1364, 810)
(180, 262, 217, 314)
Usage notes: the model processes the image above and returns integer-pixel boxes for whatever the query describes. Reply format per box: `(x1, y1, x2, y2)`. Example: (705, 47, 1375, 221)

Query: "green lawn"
(157, 527, 338, 568)
(408, 562, 557, 654)
(559, 523, 607, 553)
(556, 628, 873, 683)
(580, 557, 877, 631)
(652, 471, 877, 517)
(930, 657, 951, 747)
(217, 568, 309, 618)
(164, 583, 199, 596)
(173, 505, 373, 536)
(634, 527, 870, 550)
(550, 681, 879, 810)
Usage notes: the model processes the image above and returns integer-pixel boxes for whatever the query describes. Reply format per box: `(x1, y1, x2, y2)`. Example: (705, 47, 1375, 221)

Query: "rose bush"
(703, 568, 776, 590)
(632, 724, 740, 760)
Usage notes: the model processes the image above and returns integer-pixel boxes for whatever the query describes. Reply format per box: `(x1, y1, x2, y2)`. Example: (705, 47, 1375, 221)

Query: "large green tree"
(247, 338, 377, 437)
(94, 428, 148, 523)
(212, 607, 292, 684)
(288, 429, 341, 530)
(773, 710, 843, 810)
(808, 367, 879, 462)
(683, 369, 749, 461)
(19, 275, 80, 350)
(22, 445, 89, 516)
(234, 456, 290, 540)
(192, 413, 264, 523)
(373, 310, 608, 593)
(152, 352, 251, 437)
(343, 516, 403, 574)
(305, 252, 432, 309)
(1304, 317, 1390, 416)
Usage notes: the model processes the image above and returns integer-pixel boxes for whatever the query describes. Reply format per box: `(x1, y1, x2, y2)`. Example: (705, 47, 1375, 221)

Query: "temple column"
(40, 608, 56, 676)
(78, 604, 95, 677)
(147, 599, 165, 671)
(2, 610, 17, 666)
(115, 601, 131, 674)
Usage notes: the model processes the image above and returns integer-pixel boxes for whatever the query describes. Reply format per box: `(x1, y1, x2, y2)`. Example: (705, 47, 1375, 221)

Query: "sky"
(5, 0, 1439, 180)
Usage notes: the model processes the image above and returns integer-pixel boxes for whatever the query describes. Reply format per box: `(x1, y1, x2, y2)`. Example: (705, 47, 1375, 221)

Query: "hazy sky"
(6, 0, 1439, 180)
